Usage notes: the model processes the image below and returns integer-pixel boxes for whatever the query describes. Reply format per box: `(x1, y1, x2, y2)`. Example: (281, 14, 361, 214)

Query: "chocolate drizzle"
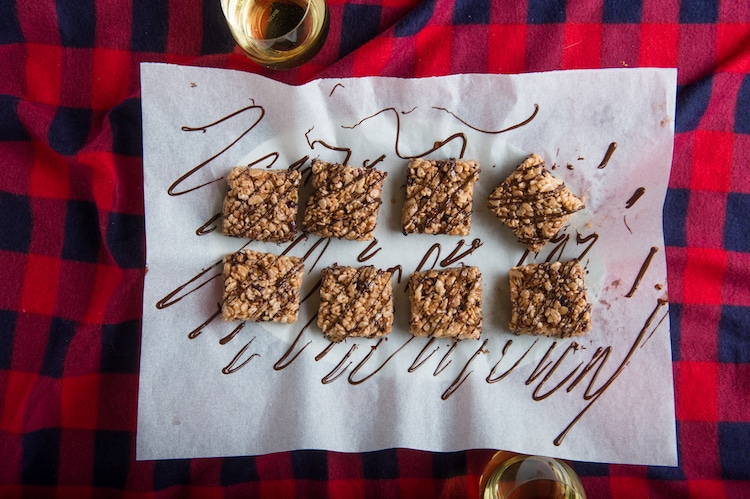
(434, 341, 458, 376)
(315, 341, 336, 361)
(552, 299, 668, 445)
(517, 250, 530, 267)
(486, 340, 537, 383)
(363, 155, 386, 169)
(624, 246, 659, 298)
(188, 304, 221, 339)
(171, 103, 264, 196)
(386, 265, 403, 284)
(517, 230, 599, 266)
(156, 261, 222, 309)
(575, 232, 599, 262)
(441, 339, 488, 400)
(408, 337, 439, 372)
(544, 233, 570, 262)
(416, 244, 441, 273)
(328, 83, 345, 97)
(299, 237, 331, 274)
(348, 337, 414, 385)
(625, 187, 645, 208)
(440, 238, 483, 266)
(343, 107, 468, 159)
(304, 127, 352, 164)
(357, 239, 383, 263)
(196, 212, 221, 236)
(321, 344, 358, 384)
(432, 103, 539, 134)
(248, 152, 280, 169)
(222, 337, 259, 374)
(220, 322, 245, 345)
(529, 343, 585, 401)
(597, 142, 618, 169)
(274, 314, 316, 371)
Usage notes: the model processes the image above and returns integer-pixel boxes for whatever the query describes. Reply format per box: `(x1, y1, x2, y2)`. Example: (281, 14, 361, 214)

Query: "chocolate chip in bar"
(408, 266, 483, 340)
(508, 260, 591, 337)
(317, 264, 394, 343)
(302, 161, 387, 241)
(221, 250, 304, 323)
(488, 154, 584, 252)
(222, 167, 301, 243)
(402, 158, 480, 236)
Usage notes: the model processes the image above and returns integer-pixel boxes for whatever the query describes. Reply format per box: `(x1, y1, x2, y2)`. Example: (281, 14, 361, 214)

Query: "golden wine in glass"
(479, 452, 586, 499)
(221, 0, 329, 70)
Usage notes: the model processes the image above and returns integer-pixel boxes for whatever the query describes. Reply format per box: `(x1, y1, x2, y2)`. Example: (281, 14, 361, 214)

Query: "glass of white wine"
(479, 451, 587, 499)
(221, 0, 329, 70)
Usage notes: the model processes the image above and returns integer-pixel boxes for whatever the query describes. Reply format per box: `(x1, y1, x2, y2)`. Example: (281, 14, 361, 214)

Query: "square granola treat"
(408, 266, 483, 340)
(508, 260, 591, 337)
(488, 154, 584, 252)
(222, 166, 301, 243)
(302, 161, 387, 241)
(221, 250, 304, 323)
(317, 264, 394, 342)
(402, 158, 480, 236)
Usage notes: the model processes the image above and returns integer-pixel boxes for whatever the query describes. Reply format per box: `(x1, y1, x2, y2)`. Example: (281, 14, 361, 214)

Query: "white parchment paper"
(137, 63, 677, 465)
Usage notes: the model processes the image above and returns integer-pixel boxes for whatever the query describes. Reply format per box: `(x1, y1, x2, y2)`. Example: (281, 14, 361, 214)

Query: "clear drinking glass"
(479, 451, 587, 499)
(221, 0, 329, 70)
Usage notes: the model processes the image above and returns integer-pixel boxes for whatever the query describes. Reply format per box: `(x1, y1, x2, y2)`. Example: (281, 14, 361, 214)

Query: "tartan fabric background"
(1, 0, 749, 497)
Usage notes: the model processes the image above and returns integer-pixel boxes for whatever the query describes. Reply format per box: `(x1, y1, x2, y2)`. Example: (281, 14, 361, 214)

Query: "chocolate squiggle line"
(348, 336, 414, 385)
(574, 232, 599, 262)
(219, 322, 245, 345)
(363, 155, 386, 169)
(321, 344, 358, 384)
(273, 314, 316, 371)
(544, 233, 570, 263)
(188, 303, 222, 339)
(328, 83, 345, 97)
(304, 127, 352, 164)
(553, 298, 668, 446)
(432, 103, 539, 134)
(408, 337, 439, 372)
(196, 213, 221, 236)
(434, 341, 458, 376)
(171, 103, 265, 196)
(439, 238, 483, 267)
(357, 239, 382, 262)
(530, 343, 585, 401)
(156, 261, 223, 309)
(625, 187, 646, 209)
(222, 337, 259, 374)
(597, 142, 618, 169)
(486, 340, 538, 383)
(624, 246, 659, 298)
(441, 339, 488, 400)
(342, 107, 468, 159)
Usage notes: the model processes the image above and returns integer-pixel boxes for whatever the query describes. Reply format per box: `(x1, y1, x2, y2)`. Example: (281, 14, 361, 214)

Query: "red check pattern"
(1, 0, 749, 497)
